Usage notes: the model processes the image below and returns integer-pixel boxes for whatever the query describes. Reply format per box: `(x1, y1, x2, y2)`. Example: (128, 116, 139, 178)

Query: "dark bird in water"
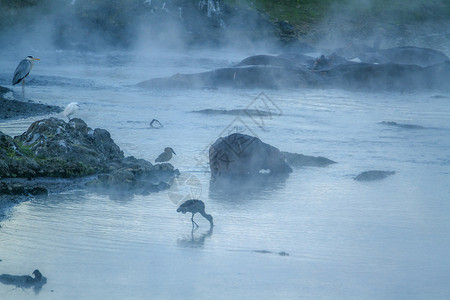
(177, 199, 213, 228)
(12, 56, 40, 98)
(0, 269, 47, 290)
(155, 147, 176, 162)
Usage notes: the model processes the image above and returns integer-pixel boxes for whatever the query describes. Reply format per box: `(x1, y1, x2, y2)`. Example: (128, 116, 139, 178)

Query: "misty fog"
(1, 0, 450, 299)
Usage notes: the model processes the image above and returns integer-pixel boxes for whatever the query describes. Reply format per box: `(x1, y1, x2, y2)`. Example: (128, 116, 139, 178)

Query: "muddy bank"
(0, 86, 62, 120)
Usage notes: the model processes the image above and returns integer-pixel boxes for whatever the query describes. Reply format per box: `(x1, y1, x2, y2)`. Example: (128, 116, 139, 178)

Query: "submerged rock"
(192, 108, 272, 117)
(380, 121, 425, 129)
(281, 151, 336, 167)
(138, 65, 321, 89)
(209, 133, 292, 179)
(354, 170, 395, 181)
(0, 269, 46, 292)
(138, 46, 450, 91)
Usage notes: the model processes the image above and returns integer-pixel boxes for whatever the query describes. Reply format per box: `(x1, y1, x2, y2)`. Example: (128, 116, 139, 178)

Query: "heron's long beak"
(172, 150, 176, 155)
(32, 58, 40, 60)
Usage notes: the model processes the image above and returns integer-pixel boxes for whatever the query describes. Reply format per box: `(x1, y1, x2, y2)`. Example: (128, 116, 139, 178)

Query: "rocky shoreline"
(0, 87, 62, 120)
(0, 116, 179, 219)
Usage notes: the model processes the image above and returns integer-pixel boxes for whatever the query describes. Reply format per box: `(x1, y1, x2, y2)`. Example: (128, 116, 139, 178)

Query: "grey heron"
(63, 102, 80, 121)
(177, 199, 213, 228)
(12, 56, 40, 98)
(155, 147, 176, 162)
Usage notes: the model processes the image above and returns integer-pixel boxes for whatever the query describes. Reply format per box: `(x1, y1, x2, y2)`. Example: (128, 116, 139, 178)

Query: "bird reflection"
(0, 269, 47, 294)
(177, 227, 213, 248)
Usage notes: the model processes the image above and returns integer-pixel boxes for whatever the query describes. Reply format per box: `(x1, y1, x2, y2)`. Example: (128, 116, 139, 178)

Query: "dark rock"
(192, 109, 272, 117)
(30, 187, 48, 196)
(0, 269, 47, 292)
(0, 88, 62, 120)
(138, 46, 449, 91)
(377, 46, 449, 67)
(234, 54, 294, 67)
(277, 53, 316, 66)
(380, 121, 425, 129)
(209, 133, 292, 179)
(138, 65, 321, 89)
(276, 21, 297, 39)
(355, 170, 395, 181)
(281, 151, 336, 167)
(0, 86, 12, 95)
(13, 117, 124, 176)
(1, 118, 178, 197)
(311, 53, 351, 71)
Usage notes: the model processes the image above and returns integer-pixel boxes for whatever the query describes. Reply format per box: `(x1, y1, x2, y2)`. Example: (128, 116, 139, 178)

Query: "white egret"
(12, 56, 40, 98)
(63, 102, 80, 121)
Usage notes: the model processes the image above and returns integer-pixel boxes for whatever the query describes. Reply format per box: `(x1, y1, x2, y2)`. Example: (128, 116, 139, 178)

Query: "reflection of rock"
(355, 170, 395, 181)
(281, 151, 336, 167)
(209, 133, 292, 179)
(209, 173, 289, 201)
(0, 269, 47, 293)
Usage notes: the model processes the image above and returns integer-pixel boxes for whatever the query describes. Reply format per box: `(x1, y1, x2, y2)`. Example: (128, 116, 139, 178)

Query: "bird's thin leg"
(22, 79, 25, 99)
(191, 214, 199, 228)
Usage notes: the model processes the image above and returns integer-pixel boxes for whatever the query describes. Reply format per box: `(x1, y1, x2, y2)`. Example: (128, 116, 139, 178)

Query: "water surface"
(1, 49, 450, 299)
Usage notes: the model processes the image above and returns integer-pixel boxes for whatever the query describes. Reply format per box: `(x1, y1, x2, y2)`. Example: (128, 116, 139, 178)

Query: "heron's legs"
(21, 79, 25, 99)
(191, 213, 199, 228)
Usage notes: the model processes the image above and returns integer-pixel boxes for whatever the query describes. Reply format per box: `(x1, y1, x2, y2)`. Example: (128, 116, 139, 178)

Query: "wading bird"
(12, 56, 40, 98)
(63, 102, 80, 121)
(177, 199, 214, 228)
(155, 147, 176, 162)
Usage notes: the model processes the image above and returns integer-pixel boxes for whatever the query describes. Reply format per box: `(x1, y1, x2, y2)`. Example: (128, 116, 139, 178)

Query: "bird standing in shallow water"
(177, 199, 213, 228)
(155, 147, 176, 162)
(63, 102, 80, 121)
(12, 56, 40, 98)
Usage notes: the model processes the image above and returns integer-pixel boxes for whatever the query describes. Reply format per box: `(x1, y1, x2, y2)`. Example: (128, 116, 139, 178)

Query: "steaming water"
(1, 49, 450, 299)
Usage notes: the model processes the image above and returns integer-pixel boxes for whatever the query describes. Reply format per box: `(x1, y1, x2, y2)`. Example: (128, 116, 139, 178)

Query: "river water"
(1, 49, 450, 299)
